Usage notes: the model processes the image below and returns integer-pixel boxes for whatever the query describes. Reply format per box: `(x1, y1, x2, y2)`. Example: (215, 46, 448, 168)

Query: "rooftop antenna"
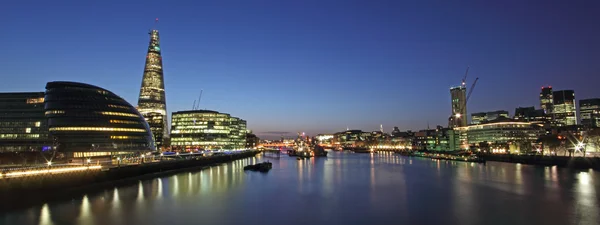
(153, 18, 159, 30)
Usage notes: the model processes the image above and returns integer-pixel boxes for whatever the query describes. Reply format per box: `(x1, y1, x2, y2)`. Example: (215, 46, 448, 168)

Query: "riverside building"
(0, 92, 51, 152)
(170, 110, 247, 151)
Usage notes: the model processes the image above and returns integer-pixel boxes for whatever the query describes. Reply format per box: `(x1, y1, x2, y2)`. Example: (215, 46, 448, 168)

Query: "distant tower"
(540, 86, 553, 115)
(137, 19, 167, 149)
(449, 86, 467, 127)
(380, 124, 384, 133)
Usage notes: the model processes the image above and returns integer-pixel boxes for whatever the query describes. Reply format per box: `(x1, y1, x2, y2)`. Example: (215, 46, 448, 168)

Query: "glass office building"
(580, 98, 600, 127)
(465, 121, 544, 152)
(170, 110, 247, 150)
(45, 82, 156, 158)
(552, 90, 577, 126)
(0, 92, 51, 152)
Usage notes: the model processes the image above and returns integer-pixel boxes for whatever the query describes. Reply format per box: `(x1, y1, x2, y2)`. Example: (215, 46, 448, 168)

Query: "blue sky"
(2, 0, 599, 138)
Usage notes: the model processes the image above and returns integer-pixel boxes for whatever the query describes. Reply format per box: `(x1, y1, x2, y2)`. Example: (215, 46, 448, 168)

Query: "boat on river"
(244, 162, 272, 172)
(402, 151, 486, 164)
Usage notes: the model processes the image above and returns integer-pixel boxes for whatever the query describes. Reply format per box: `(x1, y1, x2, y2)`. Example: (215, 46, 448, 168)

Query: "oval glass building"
(45, 82, 156, 158)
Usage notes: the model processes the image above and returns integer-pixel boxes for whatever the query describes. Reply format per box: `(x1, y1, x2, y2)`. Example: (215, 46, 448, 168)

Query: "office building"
(514, 106, 548, 123)
(580, 98, 600, 127)
(170, 110, 247, 150)
(45, 82, 156, 158)
(449, 86, 467, 127)
(552, 90, 577, 126)
(465, 119, 544, 153)
(137, 28, 168, 148)
(0, 92, 51, 152)
(413, 126, 459, 151)
(540, 86, 553, 115)
(471, 110, 509, 125)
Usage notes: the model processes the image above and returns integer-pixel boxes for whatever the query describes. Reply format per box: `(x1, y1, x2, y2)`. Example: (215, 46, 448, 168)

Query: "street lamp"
(455, 113, 461, 118)
(117, 157, 121, 167)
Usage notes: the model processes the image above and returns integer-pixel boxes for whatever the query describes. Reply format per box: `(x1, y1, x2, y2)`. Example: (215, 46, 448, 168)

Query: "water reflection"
(2, 153, 599, 225)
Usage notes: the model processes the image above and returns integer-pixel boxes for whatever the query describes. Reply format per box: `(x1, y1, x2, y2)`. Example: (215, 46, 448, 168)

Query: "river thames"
(1, 151, 599, 225)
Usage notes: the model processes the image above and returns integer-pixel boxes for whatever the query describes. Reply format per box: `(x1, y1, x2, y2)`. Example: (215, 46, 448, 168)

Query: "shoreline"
(0, 151, 259, 212)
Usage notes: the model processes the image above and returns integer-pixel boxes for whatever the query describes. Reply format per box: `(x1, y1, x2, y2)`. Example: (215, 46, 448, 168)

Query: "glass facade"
(170, 110, 247, 150)
(45, 82, 155, 156)
(540, 86, 553, 115)
(465, 121, 544, 151)
(0, 92, 51, 152)
(137, 29, 168, 148)
(580, 98, 600, 127)
(471, 110, 509, 124)
(449, 86, 467, 127)
(514, 106, 549, 123)
(552, 90, 577, 126)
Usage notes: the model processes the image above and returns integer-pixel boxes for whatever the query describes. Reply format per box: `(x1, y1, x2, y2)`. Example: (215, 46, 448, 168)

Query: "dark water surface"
(1, 151, 599, 225)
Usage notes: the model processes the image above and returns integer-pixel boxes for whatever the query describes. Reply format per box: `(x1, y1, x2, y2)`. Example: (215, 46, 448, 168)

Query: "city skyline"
(2, 1, 600, 138)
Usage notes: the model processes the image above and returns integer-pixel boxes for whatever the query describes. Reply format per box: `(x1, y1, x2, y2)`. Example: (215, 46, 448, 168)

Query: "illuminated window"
(25, 128, 31, 133)
(35, 121, 41, 127)
(26, 97, 44, 104)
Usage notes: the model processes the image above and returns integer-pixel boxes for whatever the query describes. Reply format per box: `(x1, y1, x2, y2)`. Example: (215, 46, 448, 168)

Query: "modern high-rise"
(540, 86, 553, 115)
(580, 98, 600, 127)
(137, 28, 168, 148)
(449, 86, 467, 127)
(552, 90, 577, 126)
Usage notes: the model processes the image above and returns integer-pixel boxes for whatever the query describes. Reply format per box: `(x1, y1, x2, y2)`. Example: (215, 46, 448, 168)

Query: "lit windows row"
(49, 127, 147, 132)
(171, 129, 231, 134)
(110, 136, 144, 139)
(109, 120, 140, 124)
(100, 111, 140, 118)
(107, 104, 131, 110)
(45, 110, 65, 115)
(0, 134, 42, 139)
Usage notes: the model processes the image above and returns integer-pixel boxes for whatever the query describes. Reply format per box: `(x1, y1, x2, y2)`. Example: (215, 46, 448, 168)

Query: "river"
(1, 151, 599, 225)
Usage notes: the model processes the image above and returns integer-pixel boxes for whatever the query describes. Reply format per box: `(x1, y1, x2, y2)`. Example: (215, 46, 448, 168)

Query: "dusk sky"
(2, 0, 599, 138)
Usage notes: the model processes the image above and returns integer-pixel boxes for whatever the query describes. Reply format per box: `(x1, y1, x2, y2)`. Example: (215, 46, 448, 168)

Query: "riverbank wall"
(482, 154, 600, 170)
(0, 151, 259, 212)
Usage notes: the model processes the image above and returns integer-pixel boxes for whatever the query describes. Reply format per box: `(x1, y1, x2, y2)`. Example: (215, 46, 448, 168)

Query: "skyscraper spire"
(137, 24, 167, 149)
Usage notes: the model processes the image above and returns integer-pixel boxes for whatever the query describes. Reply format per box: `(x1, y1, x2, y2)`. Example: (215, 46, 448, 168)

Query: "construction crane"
(461, 66, 470, 88)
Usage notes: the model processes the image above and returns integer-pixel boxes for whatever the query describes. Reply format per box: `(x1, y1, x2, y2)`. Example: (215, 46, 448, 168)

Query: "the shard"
(137, 26, 167, 149)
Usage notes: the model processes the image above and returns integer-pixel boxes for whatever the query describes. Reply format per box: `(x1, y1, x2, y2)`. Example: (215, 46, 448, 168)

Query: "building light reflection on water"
(575, 171, 598, 224)
(78, 195, 92, 225)
(39, 203, 53, 225)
